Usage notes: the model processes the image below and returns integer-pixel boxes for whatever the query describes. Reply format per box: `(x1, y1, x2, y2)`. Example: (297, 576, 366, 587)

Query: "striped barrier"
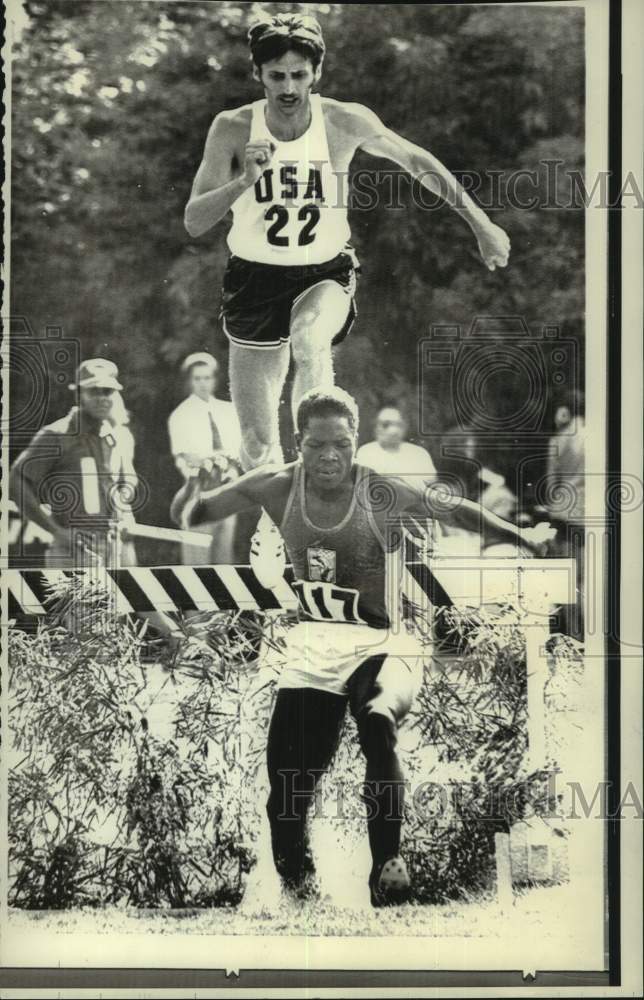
(4, 549, 575, 620)
(4, 564, 299, 619)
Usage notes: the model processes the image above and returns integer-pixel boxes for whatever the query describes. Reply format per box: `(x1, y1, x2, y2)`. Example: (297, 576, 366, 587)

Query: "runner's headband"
(248, 14, 326, 63)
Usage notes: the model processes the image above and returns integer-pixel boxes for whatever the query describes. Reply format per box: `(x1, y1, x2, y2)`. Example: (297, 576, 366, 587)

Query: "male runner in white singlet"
(171, 387, 552, 906)
(184, 13, 511, 472)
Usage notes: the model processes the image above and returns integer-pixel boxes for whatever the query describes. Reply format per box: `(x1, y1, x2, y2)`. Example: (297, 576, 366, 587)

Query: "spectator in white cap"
(167, 352, 242, 564)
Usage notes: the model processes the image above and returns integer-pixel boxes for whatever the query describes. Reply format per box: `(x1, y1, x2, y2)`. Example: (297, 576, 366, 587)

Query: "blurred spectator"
(433, 425, 482, 554)
(546, 390, 585, 525)
(10, 360, 137, 568)
(9, 358, 181, 642)
(479, 467, 518, 521)
(357, 405, 438, 558)
(8, 390, 137, 566)
(478, 468, 523, 556)
(168, 352, 242, 564)
(544, 389, 585, 637)
(107, 391, 137, 552)
(437, 424, 481, 502)
(436, 426, 525, 556)
(357, 406, 436, 485)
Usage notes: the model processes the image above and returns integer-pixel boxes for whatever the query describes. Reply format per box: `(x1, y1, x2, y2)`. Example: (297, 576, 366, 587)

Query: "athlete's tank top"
(280, 463, 395, 629)
(227, 94, 351, 266)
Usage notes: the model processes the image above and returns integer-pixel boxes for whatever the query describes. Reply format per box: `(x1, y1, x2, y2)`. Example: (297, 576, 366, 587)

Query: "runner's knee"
(239, 428, 281, 470)
(290, 295, 340, 350)
(290, 317, 332, 363)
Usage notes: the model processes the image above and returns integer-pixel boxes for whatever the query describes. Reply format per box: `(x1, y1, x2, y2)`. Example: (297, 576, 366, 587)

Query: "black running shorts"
(220, 247, 359, 349)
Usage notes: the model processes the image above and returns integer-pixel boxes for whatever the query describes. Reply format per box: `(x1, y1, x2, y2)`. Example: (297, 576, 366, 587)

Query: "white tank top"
(227, 94, 351, 266)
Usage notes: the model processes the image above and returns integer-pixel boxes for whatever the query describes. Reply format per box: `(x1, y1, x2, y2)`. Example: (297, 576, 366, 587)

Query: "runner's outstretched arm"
(427, 486, 555, 553)
(353, 106, 510, 271)
(170, 466, 282, 528)
(392, 478, 554, 554)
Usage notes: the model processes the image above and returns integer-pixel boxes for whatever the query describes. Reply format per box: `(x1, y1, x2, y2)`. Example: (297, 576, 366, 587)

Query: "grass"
(8, 883, 579, 939)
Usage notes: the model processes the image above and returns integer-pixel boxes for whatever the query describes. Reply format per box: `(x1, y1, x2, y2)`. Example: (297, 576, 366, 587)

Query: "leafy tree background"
(9, 0, 585, 549)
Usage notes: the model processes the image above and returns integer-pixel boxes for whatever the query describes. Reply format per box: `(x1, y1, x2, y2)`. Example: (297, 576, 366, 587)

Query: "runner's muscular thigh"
(290, 281, 351, 352)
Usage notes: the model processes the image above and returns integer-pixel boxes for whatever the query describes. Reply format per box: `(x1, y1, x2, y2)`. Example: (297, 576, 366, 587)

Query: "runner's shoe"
(280, 868, 321, 904)
(250, 511, 287, 591)
(369, 855, 411, 907)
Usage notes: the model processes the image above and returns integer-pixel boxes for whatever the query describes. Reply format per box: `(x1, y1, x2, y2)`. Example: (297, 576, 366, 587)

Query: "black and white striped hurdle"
(4, 550, 574, 621)
(5, 564, 300, 619)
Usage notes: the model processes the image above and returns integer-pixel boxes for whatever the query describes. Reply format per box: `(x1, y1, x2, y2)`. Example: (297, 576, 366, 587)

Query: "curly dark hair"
(248, 13, 325, 70)
(296, 386, 359, 436)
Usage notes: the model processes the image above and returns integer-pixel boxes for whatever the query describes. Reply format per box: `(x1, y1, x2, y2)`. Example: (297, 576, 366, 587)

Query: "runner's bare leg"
(289, 281, 352, 425)
(230, 342, 290, 471)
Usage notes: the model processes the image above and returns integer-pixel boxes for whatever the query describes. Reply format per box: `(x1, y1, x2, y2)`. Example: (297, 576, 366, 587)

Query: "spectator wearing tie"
(168, 352, 242, 564)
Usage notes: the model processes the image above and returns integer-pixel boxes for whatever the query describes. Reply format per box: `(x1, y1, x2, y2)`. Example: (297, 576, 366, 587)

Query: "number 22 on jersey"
(255, 166, 323, 248)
